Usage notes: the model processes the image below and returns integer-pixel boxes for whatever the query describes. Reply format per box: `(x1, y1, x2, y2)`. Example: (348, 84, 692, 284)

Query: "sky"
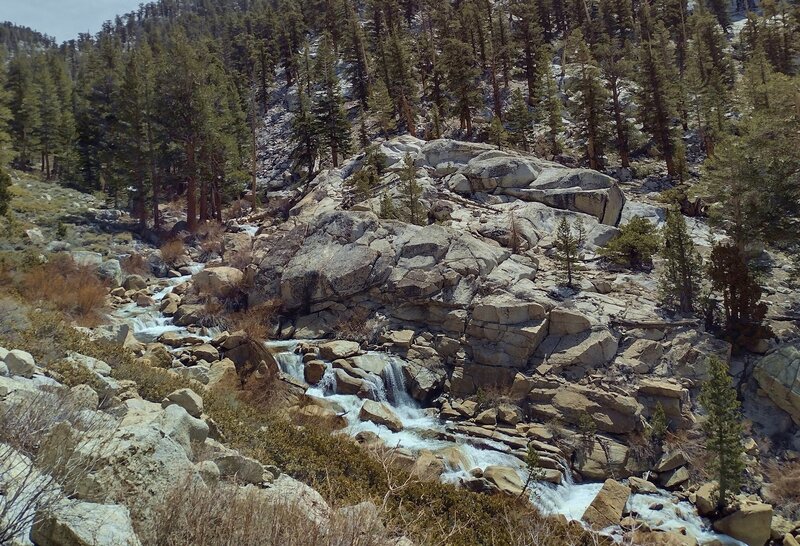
(4, 0, 143, 42)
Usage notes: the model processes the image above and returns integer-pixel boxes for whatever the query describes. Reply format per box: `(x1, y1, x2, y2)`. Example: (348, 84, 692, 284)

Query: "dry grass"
(225, 301, 279, 341)
(0, 389, 112, 544)
(334, 305, 383, 344)
(226, 249, 253, 271)
(764, 460, 800, 520)
(120, 253, 149, 275)
(20, 255, 107, 326)
(197, 222, 225, 259)
(138, 479, 390, 546)
(159, 239, 186, 267)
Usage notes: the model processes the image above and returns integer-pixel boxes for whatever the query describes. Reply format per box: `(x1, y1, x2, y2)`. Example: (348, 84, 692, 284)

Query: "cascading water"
(267, 340, 306, 380)
(110, 263, 218, 344)
(109, 265, 742, 543)
(266, 343, 745, 545)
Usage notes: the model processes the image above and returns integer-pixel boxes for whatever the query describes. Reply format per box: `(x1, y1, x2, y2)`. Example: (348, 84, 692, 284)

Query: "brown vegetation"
(120, 253, 149, 275)
(19, 255, 107, 326)
(159, 238, 186, 267)
(139, 479, 389, 546)
(196, 221, 225, 258)
(764, 460, 800, 520)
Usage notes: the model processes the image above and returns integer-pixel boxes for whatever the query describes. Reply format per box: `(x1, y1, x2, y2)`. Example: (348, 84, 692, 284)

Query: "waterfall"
(380, 356, 416, 409)
(245, 343, 746, 546)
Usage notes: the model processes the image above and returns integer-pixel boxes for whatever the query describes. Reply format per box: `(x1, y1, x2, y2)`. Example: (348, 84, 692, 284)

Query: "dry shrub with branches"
(120, 254, 149, 276)
(20, 255, 107, 326)
(159, 239, 186, 267)
(196, 222, 225, 259)
(335, 306, 383, 344)
(764, 460, 800, 520)
(0, 389, 112, 544)
(225, 300, 280, 342)
(226, 249, 253, 271)
(139, 479, 391, 546)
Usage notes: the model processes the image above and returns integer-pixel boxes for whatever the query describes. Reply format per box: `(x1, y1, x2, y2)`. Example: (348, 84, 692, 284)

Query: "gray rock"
(123, 274, 148, 291)
(754, 345, 800, 425)
(161, 388, 204, 418)
(97, 260, 123, 287)
(31, 500, 142, 546)
(70, 251, 104, 268)
(5, 349, 36, 378)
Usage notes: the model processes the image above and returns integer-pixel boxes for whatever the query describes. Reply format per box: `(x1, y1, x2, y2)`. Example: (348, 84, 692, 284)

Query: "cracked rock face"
(246, 138, 635, 395)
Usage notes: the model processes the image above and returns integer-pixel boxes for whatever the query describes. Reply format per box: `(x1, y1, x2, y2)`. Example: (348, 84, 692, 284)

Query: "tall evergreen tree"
(291, 91, 320, 180)
(398, 152, 424, 225)
(555, 216, 585, 288)
(636, 15, 682, 177)
(565, 30, 609, 169)
(0, 47, 14, 164)
(0, 167, 10, 217)
(659, 208, 703, 313)
(506, 88, 534, 151)
(441, 34, 481, 137)
(6, 55, 40, 169)
(313, 34, 351, 168)
(699, 357, 745, 510)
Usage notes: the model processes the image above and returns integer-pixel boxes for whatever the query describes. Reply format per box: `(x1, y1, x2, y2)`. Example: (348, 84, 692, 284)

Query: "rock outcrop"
(754, 345, 800, 424)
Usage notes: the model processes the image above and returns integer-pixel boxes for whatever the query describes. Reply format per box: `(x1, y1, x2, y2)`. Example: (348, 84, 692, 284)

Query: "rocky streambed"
(109, 270, 744, 545)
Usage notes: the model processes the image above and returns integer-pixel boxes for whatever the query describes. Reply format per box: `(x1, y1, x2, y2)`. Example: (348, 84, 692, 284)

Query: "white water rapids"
(111, 265, 743, 545)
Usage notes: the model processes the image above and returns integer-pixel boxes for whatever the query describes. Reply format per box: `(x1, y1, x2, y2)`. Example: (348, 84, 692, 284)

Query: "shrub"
(20, 255, 107, 326)
(600, 216, 661, 269)
(120, 253, 149, 275)
(225, 301, 279, 342)
(764, 460, 800, 520)
(0, 390, 109, 544)
(139, 479, 391, 546)
(197, 222, 225, 258)
(159, 238, 186, 267)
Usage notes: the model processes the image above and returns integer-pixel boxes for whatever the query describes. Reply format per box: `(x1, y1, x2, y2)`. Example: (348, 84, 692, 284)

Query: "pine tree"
(369, 79, 395, 138)
(291, 91, 319, 181)
(313, 34, 351, 168)
(594, 35, 634, 168)
(699, 357, 745, 510)
(600, 216, 661, 269)
(555, 216, 585, 288)
(707, 243, 769, 345)
(0, 47, 14, 165)
(512, 0, 545, 105)
(488, 116, 508, 149)
(119, 45, 157, 228)
(701, 69, 799, 249)
(6, 55, 41, 169)
(156, 33, 216, 231)
(659, 208, 703, 313)
(565, 30, 610, 170)
(344, 7, 371, 107)
(685, 8, 734, 155)
(441, 35, 481, 137)
(379, 191, 397, 220)
(506, 88, 534, 151)
(382, 30, 417, 135)
(49, 55, 77, 180)
(0, 167, 10, 217)
(540, 48, 563, 157)
(636, 15, 682, 178)
(398, 152, 424, 225)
